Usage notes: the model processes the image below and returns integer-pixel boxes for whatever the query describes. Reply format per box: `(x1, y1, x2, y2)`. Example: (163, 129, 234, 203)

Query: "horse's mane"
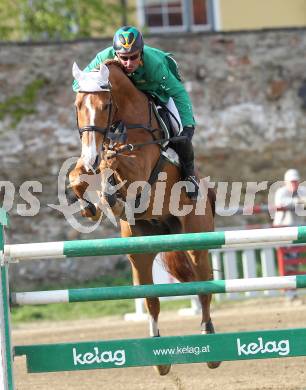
(103, 59, 142, 92)
(104, 59, 126, 72)
(82, 59, 127, 92)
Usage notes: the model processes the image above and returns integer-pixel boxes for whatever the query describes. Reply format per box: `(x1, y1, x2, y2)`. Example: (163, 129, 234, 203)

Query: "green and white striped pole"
(0, 210, 14, 390)
(4, 225, 306, 261)
(11, 275, 306, 306)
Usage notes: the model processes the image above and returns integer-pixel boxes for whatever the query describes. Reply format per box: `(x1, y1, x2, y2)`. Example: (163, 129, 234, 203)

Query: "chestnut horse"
(69, 60, 221, 374)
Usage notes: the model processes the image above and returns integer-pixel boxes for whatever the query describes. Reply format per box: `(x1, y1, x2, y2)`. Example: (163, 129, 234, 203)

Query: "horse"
(69, 60, 221, 375)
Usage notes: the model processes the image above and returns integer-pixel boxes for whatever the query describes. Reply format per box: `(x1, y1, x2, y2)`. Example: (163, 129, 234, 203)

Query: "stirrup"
(184, 175, 199, 200)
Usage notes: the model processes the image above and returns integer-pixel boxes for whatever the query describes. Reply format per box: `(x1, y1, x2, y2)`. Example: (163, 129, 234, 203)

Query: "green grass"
(11, 298, 195, 324)
(10, 269, 245, 325)
(11, 290, 269, 325)
(11, 299, 134, 323)
(11, 271, 195, 323)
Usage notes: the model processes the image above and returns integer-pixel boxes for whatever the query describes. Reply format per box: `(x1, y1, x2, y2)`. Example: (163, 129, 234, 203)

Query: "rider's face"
(286, 180, 299, 192)
(117, 51, 141, 74)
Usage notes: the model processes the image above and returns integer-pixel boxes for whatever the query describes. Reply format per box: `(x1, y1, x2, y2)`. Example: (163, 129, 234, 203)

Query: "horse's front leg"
(68, 158, 99, 219)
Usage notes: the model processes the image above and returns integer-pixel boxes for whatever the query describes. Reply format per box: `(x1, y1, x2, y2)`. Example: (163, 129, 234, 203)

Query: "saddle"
(149, 95, 181, 141)
(149, 97, 181, 166)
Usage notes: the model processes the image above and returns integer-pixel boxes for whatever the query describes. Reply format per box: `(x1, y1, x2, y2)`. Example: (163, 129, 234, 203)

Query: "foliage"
(0, 2, 19, 39)
(0, 79, 46, 127)
(0, 0, 131, 41)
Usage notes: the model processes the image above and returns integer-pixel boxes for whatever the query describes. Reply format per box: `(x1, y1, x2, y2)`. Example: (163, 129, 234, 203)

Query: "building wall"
(219, 0, 306, 30)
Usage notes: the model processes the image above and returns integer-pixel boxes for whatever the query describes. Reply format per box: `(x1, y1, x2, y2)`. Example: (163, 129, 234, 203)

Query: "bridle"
(76, 89, 115, 139)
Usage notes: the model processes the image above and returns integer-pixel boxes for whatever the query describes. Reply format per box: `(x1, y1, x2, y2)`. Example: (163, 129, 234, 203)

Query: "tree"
(0, 2, 20, 40)
(0, 0, 133, 41)
(120, 0, 128, 26)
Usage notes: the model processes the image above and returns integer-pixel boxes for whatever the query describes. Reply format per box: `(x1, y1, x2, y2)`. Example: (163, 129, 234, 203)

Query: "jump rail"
(11, 275, 306, 306)
(4, 225, 306, 261)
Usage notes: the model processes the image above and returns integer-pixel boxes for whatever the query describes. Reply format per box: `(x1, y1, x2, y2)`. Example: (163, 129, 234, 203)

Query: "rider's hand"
(182, 125, 195, 140)
(105, 150, 117, 160)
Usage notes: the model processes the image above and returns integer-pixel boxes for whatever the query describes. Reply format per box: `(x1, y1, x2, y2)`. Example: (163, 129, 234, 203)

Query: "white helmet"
(284, 169, 300, 182)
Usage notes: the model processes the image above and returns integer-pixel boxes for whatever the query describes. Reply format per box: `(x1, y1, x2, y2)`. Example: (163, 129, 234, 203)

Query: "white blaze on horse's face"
(72, 62, 111, 172)
(81, 95, 99, 172)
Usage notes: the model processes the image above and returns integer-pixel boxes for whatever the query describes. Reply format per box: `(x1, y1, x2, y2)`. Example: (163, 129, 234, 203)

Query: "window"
(192, 0, 208, 26)
(138, 0, 213, 32)
(144, 1, 183, 29)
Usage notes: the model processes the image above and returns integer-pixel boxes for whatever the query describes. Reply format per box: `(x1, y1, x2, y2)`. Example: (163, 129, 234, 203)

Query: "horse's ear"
(72, 62, 82, 81)
(99, 63, 110, 85)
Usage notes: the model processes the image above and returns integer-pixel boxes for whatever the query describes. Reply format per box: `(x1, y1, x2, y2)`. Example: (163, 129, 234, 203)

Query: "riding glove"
(181, 125, 195, 140)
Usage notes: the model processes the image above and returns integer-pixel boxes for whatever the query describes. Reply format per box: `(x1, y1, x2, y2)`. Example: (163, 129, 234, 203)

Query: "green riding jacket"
(72, 45, 195, 127)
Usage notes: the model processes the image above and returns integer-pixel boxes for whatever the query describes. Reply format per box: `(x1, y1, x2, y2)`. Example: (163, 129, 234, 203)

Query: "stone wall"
(1, 29, 306, 288)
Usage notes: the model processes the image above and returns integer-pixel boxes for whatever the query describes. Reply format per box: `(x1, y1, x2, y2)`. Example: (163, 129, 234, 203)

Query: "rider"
(73, 25, 199, 199)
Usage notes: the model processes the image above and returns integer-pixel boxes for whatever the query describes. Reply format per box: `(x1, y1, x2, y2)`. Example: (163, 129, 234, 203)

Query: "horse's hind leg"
(186, 248, 221, 369)
(183, 208, 221, 369)
(120, 219, 171, 375)
(186, 249, 213, 324)
(127, 252, 171, 376)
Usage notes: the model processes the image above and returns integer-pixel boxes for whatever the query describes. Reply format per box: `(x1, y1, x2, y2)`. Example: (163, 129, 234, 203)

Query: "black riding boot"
(172, 130, 199, 199)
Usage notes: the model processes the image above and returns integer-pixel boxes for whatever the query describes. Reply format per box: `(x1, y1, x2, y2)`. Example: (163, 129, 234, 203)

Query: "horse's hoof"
(154, 364, 171, 376)
(152, 332, 171, 375)
(207, 361, 222, 369)
(86, 202, 97, 216)
(80, 202, 97, 218)
(88, 208, 102, 221)
(65, 188, 78, 205)
(202, 319, 222, 369)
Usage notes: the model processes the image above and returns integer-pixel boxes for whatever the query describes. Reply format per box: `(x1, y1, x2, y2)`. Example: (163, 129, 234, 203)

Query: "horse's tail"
(162, 251, 194, 282)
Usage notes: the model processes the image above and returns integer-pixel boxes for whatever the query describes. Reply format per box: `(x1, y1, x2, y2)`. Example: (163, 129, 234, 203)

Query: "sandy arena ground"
(12, 297, 306, 390)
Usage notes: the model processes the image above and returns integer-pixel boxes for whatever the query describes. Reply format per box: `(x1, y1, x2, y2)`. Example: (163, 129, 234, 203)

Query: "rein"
(106, 100, 187, 157)
(76, 95, 160, 146)
(76, 93, 186, 157)
(111, 134, 187, 156)
(75, 80, 186, 191)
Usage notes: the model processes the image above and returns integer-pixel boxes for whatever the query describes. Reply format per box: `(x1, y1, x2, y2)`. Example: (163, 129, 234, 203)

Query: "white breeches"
(166, 97, 183, 135)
